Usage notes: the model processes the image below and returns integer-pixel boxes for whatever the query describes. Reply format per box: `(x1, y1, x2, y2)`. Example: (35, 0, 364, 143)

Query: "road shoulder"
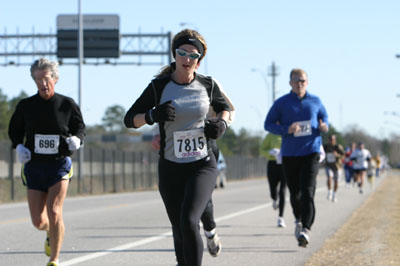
(306, 171, 400, 266)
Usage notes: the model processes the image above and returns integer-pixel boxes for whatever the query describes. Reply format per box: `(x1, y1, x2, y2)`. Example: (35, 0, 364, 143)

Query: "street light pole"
(251, 61, 278, 106)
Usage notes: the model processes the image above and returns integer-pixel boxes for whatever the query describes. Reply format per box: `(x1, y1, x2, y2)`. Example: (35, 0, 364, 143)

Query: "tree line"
(0, 89, 28, 140)
(1, 91, 399, 166)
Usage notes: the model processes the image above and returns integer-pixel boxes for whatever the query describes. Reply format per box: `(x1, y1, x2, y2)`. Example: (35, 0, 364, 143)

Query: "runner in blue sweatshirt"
(264, 68, 328, 248)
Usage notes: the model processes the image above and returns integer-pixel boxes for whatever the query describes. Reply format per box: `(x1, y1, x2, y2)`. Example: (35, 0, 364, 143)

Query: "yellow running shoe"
(44, 232, 51, 257)
(47, 261, 58, 266)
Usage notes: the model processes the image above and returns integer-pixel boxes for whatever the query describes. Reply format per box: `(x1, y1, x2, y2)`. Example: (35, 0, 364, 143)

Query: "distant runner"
(323, 134, 345, 202)
(351, 142, 372, 194)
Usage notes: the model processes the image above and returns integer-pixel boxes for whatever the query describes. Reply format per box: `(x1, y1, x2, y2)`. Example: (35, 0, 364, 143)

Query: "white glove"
(319, 145, 326, 163)
(65, 136, 81, 151)
(269, 148, 280, 156)
(276, 150, 282, 165)
(269, 148, 282, 164)
(16, 144, 31, 164)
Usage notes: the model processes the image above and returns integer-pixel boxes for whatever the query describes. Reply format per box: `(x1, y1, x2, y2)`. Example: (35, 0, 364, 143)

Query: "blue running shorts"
(21, 157, 73, 192)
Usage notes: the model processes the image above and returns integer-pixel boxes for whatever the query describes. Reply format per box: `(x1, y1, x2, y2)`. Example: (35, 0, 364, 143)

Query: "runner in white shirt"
(350, 142, 371, 194)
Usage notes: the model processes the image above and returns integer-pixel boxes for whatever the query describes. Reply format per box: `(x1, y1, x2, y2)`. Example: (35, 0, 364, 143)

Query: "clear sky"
(1, 0, 399, 139)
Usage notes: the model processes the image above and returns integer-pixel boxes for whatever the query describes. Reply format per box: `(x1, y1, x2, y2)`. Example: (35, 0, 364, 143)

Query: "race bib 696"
(34, 134, 60, 154)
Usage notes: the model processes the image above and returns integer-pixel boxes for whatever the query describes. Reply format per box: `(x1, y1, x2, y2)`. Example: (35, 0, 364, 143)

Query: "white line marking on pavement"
(215, 203, 270, 222)
(61, 184, 327, 265)
(61, 232, 172, 266)
(61, 202, 272, 265)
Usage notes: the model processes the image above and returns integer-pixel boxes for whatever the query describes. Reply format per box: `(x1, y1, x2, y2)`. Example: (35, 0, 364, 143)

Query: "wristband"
(221, 119, 228, 129)
(145, 110, 154, 125)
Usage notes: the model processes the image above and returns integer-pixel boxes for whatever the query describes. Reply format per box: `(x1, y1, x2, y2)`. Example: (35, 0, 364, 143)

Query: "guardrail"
(0, 145, 267, 203)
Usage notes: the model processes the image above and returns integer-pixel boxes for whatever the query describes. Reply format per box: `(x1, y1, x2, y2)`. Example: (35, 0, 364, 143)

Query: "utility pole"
(77, 0, 83, 193)
(268, 61, 278, 102)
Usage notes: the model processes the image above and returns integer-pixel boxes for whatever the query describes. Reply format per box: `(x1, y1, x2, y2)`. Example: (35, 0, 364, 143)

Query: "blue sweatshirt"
(264, 91, 328, 157)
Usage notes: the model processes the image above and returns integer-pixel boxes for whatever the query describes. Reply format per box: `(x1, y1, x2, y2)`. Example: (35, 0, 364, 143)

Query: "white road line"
(61, 232, 172, 266)
(61, 203, 272, 265)
(61, 184, 328, 265)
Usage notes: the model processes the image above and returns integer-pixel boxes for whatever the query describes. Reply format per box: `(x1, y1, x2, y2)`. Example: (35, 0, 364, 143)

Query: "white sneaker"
(272, 200, 278, 210)
(206, 233, 221, 257)
(294, 221, 302, 239)
(332, 194, 338, 202)
(327, 191, 333, 200)
(277, 217, 286, 228)
(298, 228, 310, 247)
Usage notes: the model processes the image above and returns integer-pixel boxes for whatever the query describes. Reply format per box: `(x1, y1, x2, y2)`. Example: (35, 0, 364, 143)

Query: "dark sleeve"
(210, 79, 230, 114)
(68, 99, 86, 141)
(124, 82, 156, 128)
(8, 101, 26, 149)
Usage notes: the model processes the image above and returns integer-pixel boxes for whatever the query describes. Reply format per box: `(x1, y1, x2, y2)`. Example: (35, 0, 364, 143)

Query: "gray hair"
(30, 58, 59, 80)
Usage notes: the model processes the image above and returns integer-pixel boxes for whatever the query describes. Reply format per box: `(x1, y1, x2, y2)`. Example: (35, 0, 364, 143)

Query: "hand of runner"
(66, 136, 81, 151)
(204, 118, 227, 139)
(146, 101, 176, 125)
(288, 122, 300, 134)
(318, 119, 328, 132)
(152, 134, 161, 150)
(16, 144, 31, 164)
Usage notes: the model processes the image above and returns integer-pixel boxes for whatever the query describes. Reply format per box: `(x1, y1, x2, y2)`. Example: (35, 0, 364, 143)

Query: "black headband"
(172, 36, 204, 59)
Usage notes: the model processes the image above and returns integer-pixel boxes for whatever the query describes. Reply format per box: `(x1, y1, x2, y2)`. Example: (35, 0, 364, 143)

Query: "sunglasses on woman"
(175, 48, 201, 60)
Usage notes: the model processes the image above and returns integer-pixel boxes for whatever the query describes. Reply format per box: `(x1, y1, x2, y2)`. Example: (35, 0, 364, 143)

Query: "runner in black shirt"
(8, 58, 85, 266)
(125, 29, 230, 266)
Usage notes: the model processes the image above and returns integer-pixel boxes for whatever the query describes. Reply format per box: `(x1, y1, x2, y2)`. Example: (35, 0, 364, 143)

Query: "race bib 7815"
(173, 129, 208, 159)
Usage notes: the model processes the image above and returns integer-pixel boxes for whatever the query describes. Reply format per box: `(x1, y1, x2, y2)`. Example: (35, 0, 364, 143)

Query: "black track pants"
(267, 160, 286, 217)
(200, 140, 219, 232)
(158, 154, 218, 266)
(282, 153, 320, 230)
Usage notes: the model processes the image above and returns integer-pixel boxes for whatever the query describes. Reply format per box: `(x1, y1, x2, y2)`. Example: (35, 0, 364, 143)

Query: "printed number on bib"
(294, 120, 312, 137)
(34, 134, 60, 154)
(174, 129, 208, 159)
(326, 152, 336, 163)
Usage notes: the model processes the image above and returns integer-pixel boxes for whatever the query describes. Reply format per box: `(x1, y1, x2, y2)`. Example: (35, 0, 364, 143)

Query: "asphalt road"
(0, 170, 383, 266)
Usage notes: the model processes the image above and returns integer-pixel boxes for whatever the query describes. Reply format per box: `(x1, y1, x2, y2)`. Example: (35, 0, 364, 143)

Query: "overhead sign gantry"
(57, 14, 120, 58)
(0, 14, 172, 66)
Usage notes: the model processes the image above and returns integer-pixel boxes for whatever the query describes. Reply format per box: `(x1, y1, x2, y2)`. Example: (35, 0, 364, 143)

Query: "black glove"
(204, 118, 227, 139)
(145, 100, 176, 125)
